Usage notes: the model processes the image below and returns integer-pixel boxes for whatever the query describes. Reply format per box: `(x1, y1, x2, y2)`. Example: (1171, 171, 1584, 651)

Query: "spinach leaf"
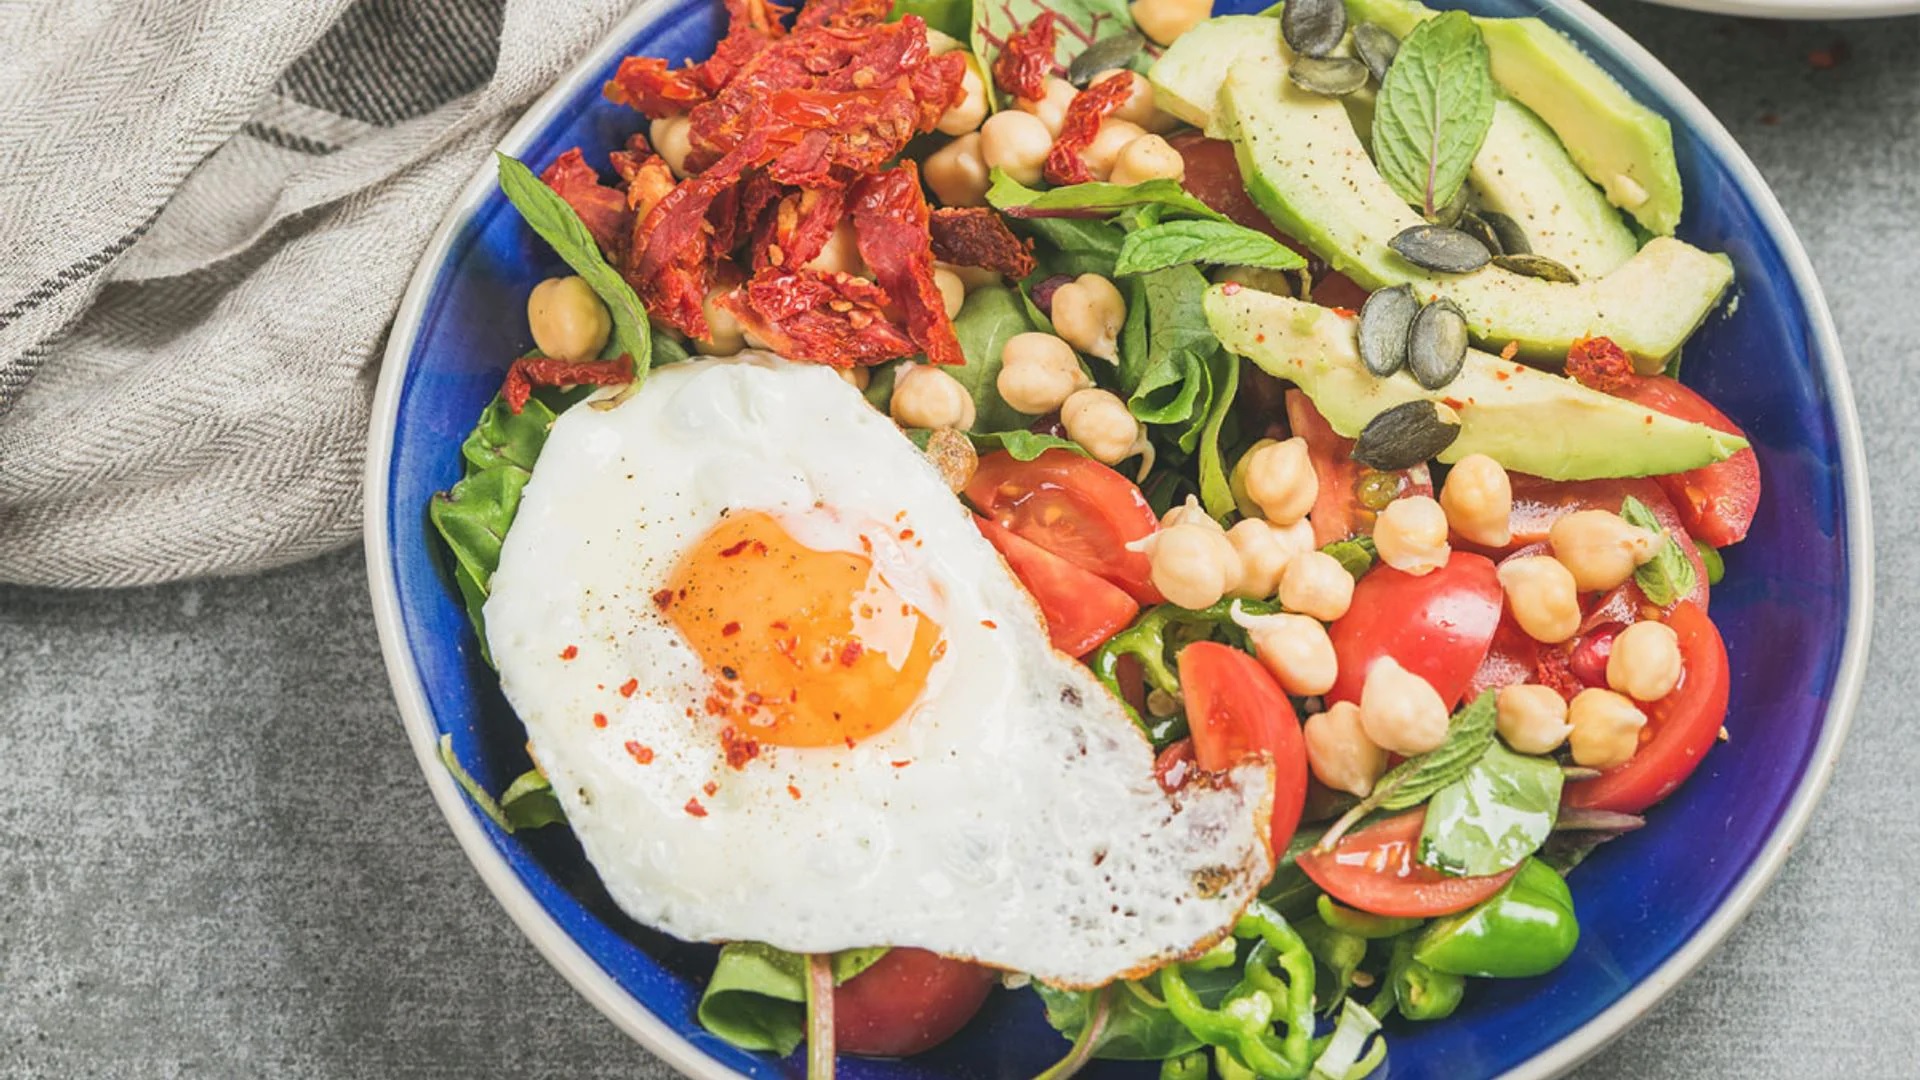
(495, 153, 651, 373)
(1418, 742, 1563, 877)
(1022, 217, 1127, 278)
(1620, 494, 1698, 606)
(973, 0, 1137, 104)
(988, 171, 1228, 223)
(890, 0, 973, 40)
(947, 285, 1040, 431)
(697, 943, 889, 1055)
(1196, 351, 1241, 519)
(1369, 12, 1495, 218)
(1124, 265, 1220, 450)
(972, 429, 1089, 460)
(499, 768, 567, 830)
(1115, 221, 1306, 277)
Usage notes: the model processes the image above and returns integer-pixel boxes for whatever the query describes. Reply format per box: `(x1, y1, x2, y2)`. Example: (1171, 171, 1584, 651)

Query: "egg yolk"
(663, 511, 942, 748)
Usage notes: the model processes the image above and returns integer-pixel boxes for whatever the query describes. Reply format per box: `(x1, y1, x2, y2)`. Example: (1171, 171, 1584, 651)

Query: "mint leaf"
(1619, 494, 1697, 605)
(495, 153, 651, 374)
(1377, 690, 1498, 811)
(1114, 220, 1306, 276)
(1417, 741, 1563, 876)
(1370, 11, 1496, 217)
(987, 170, 1228, 223)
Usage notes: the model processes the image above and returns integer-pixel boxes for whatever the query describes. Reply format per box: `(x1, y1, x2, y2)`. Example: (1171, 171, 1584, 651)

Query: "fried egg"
(485, 354, 1273, 987)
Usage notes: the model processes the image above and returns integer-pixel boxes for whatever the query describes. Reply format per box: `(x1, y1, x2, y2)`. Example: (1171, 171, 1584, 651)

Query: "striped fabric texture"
(0, 0, 632, 586)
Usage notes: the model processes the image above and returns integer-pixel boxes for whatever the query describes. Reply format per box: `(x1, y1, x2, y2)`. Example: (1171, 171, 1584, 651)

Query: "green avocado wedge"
(1216, 56, 1731, 368)
(1203, 286, 1748, 480)
(1343, 0, 1683, 236)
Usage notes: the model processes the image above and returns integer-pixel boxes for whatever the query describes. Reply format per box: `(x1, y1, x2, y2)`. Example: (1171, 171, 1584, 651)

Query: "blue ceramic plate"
(365, 1, 1873, 1075)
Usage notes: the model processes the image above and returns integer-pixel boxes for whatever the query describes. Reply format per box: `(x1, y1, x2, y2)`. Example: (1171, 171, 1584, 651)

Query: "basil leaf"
(495, 153, 651, 374)
(1620, 494, 1698, 606)
(972, 429, 1088, 460)
(1418, 742, 1563, 877)
(1115, 220, 1306, 277)
(1377, 690, 1498, 811)
(889, 0, 972, 40)
(973, 0, 1136, 105)
(697, 943, 889, 1055)
(987, 170, 1227, 223)
(1197, 351, 1241, 519)
(1369, 12, 1496, 217)
(946, 285, 1039, 431)
(499, 768, 567, 830)
(1322, 536, 1378, 580)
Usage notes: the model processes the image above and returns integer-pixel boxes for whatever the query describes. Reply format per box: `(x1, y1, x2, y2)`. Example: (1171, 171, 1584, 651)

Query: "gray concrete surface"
(3, 2, 1917, 1077)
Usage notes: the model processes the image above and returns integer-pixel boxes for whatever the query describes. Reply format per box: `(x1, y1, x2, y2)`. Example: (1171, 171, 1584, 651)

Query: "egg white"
(485, 354, 1274, 987)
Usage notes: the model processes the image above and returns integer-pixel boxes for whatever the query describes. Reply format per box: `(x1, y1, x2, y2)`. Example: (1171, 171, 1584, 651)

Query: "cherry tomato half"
(835, 948, 997, 1057)
(1503, 474, 1710, 613)
(1178, 641, 1309, 859)
(973, 515, 1138, 657)
(1607, 377, 1760, 549)
(1564, 601, 1730, 814)
(1328, 550, 1503, 708)
(1286, 391, 1433, 548)
(966, 450, 1162, 605)
(1297, 810, 1518, 918)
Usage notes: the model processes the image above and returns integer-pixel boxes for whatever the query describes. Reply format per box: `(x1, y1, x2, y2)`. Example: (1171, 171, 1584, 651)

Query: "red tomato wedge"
(835, 947, 997, 1057)
(1328, 550, 1503, 708)
(973, 515, 1137, 657)
(1286, 391, 1434, 548)
(1298, 810, 1519, 918)
(1565, 601, 1730, 814)
(1503, 474, 1710, 612)
(1590, 376, 1760, 549)
(1178, 642, 1309, 859)
(966, 449, 1162, 605)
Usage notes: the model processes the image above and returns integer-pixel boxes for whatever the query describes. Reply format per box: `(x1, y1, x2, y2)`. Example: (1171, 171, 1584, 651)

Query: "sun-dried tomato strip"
(929, 207, 1036, 279)
(604, 0, 788, 115)
(795, 0, 888, 29)
(628, 134, 766, 339)
(721, 268, 919, 367)
(850, 163, 964, 367)
(754, 186, 850, 273)
(1566, 336, 1637, 394)
(608, 134, 677, 220)
(1043, 70, 1134, 186)
(540, 148, 633, 265)
(502, 355, 634, 414)
(992, 13, 1056, 101)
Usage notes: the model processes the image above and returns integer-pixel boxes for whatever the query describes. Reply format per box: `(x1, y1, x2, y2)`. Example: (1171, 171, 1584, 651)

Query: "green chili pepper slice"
(1316, 895, 1423, 940)
(1160, 901, 1317, 1079)
(1413, 859, 1579, 979)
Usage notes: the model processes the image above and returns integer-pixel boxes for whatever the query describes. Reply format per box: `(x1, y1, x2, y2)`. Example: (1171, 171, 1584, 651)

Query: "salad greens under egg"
(429, 0, 1759, 1076)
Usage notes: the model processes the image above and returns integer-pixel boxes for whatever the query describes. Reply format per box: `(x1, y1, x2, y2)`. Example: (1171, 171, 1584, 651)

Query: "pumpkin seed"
(1389, 225, 1491, 274)
(1407, 298, 1470, 389)
(1068, 32, 1145, 87)
(1481, 211, 1531, 256)
(1457, 212, 1503, 256)
(1288, 56, 1371, 97)
(1351, 400, 1462, 471)
(1358, 284, 1419, 377)
(1282, 0, 1348, 59)
(1493, 253, 1580, 283)
(1353, 23, 1400, 82)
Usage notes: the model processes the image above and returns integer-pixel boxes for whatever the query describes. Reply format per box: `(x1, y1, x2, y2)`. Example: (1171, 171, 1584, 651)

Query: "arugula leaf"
(889, 0, 972, 40)
(1417, 742, 1563, 877)
(1115, 221, 1307, 277)
(1197, 351, 1241, 519)
(946, 285, 1040, 431)
(1369, 12, 1496, 217)
(499, 768, 567, 830)
(697, 943, 889, 1055)
(987, 171, 1228, 222)
(973, 0, 1139, 105)
(1321, 536, 1378, 580)
(1619, 495, 1698, 605)
(1376, 690, 1498, 812)
(495, 153, 651, 373)
(972, 429, 1089, 460)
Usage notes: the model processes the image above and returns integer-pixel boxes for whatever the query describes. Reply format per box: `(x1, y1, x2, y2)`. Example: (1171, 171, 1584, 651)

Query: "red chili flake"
(722, 621, 742, 636)
(502, 354, 634, 414)
(1043, 71, 1134, 186)
(839, 640, 865, 666)
(1499, 341, 1520, 362)
(890, 759, 912, 768)
(1441, 396, 1467, 411)
(1534, 648, 1583, 703)
(992, 13, 1056, 100)
(849, 163, 965, 366)
(1329, 306, 1359, 318)
(787, 784, 803, 800)
(928, 208, 1037, 279)
(930, 640, 948, 660)
(899, 528, 915, 540)
(719, 539, 756, 557)
(540, 148, 634, 264)
(1565, 336, 1637, 394)
(1494, 369, 1512, 381)
(625, 740, 655, 764)
(844, 736, 857, 749)
(981, 619, 997, 629)
(1221, 282, 1243, 296)
(684, 797, 709, 817)
(559, 645, 579, 660)
(593, 712, 609, 728)
(652, 589, 675, 610)
(619, 678, 639, 698)
(721, 727, 763, 769)
(703, 780, 720, 796)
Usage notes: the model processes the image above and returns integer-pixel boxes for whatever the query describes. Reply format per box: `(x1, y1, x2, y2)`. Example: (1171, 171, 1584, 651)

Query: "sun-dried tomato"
(608, 134, 677, 220)
(1043, 70, 1134, 186)
(502, 355, 634, 414)
(604, 0, 789, 115)
(794, 0, 889, 29)
(929, 207, 1036, 279)
(992, 12, 1056, 101)
(1533, 645, 1584, 703)
(850, 163, 964, 367)
(721, 268, 919, 366)
(540, 148, 633, 264)
(753, 186, 850, 272)
(1566, 336, 1637, 394)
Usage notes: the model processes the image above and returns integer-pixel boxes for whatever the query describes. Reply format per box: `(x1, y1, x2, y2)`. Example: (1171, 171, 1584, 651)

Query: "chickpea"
(804, 218, 865, 277)
(1130, 0, 1212, 47)
(980, 110, 1055, 188)
(1549, 510, 1663, 592)
(933, 267, 966, 319)
(1061, 388, 1143, 466)
(1241, 437, 1318, 525)
(890, 364, 977, 430)
(1016, 77, 1079, 138)
(649, 115, 694, 178)
(1607, 620, 1684, 702)
(694, 285, 747, 356)
(996, 332, 1090, 415)
(838, 367, 871, 392)
(1138, 523, 1242, 610)
(922, 425, 978, 492)
(925, 133, 991, 208)
(1497, 556, 1581, 644)
(1278, 550, 1354, 622)
(1359, 657, 1450, 756)
(1567, 688, 1648, 769)
(1225, 517, 1313, 599)
(1440, 454, 1513, 548)
(1374, 495, 1451, 576)
(1161, 495, 1222, 532)
(924, 28, 965, 54)
(938, 63, 990, 135)
(1235, 610, 1338, 696)
(1081, 119, 1147, 182)
(1496, 684, 1573, 755)
(1304, 701, 1388, 797)
(935, 260, 1001, 292)
(1214, 265, 1294, 296)
(527, 276, 611, 362)
(1050, 273, 1126, 362)
(1110, 134, 1187, 187)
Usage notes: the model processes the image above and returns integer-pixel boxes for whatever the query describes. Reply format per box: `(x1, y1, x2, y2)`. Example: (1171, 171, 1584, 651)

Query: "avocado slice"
(1470, 98, 1639, 279)
(1148, 15, 1280, 134)
(1217, 56, 1730, 368)
(1204, 285, 1747, 480)
(1344, 0, 1682, 236)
